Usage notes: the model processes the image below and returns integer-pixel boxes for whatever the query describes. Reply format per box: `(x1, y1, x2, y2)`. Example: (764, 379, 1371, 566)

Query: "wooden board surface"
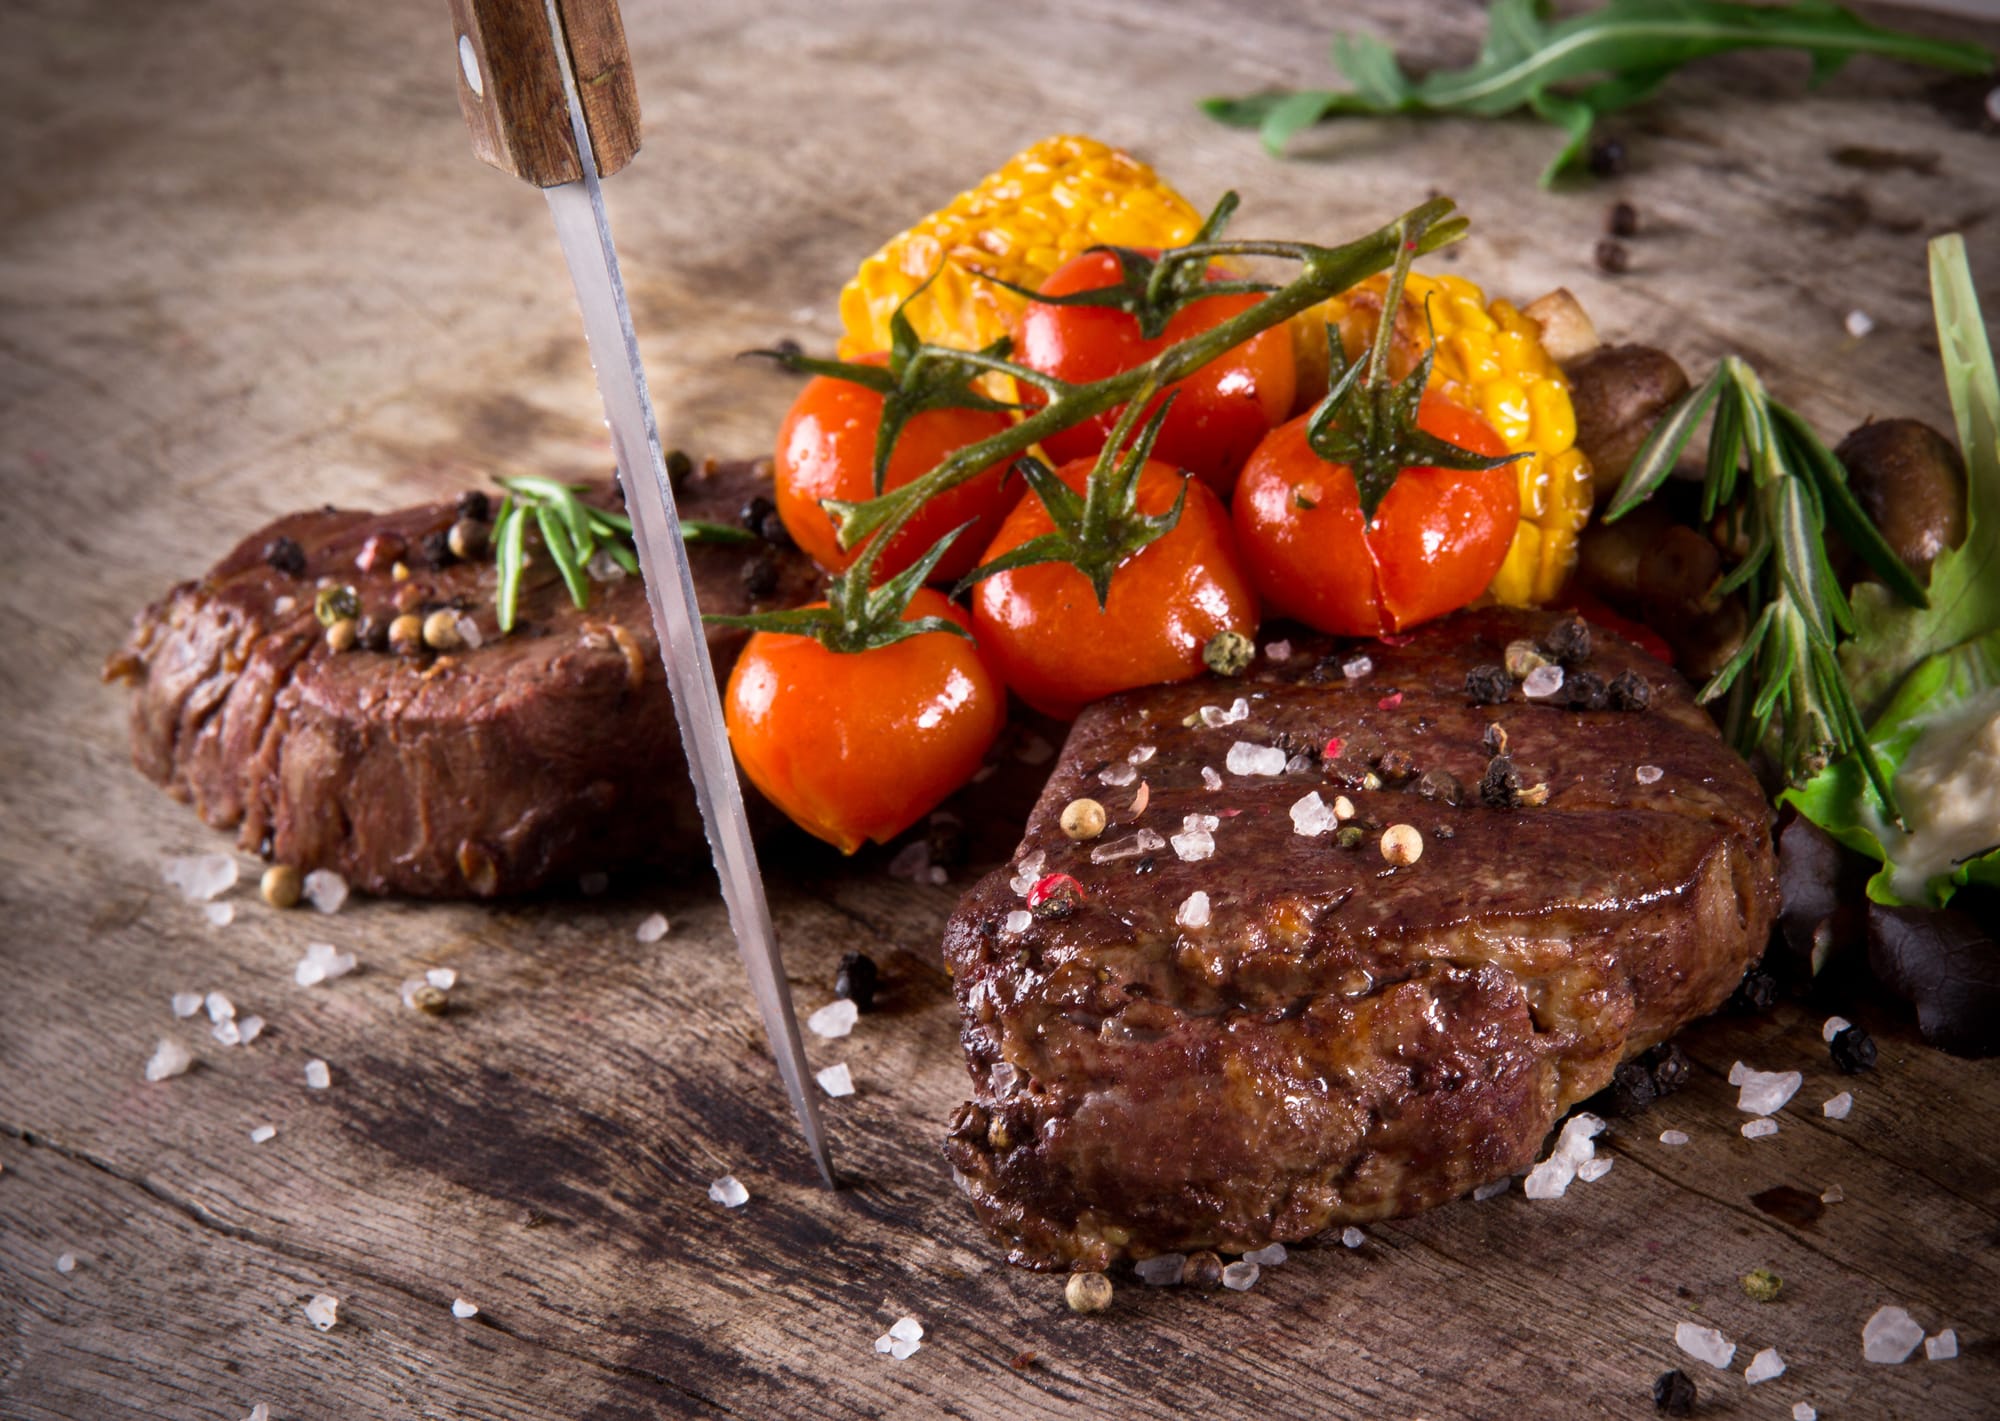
(4, 1, 1999, 1416)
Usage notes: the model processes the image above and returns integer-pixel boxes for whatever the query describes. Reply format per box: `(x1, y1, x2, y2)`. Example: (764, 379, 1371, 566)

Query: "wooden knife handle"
(448, 0, 641, 187)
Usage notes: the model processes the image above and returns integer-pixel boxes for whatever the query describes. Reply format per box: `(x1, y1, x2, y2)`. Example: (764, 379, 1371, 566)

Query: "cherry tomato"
(1012, 251, 1295, 497)
(970, 458, 1260, 719)
(1232, 391, 1517, 637)
(773, 354, 1016, 583)
(725, 590, 1005, 854)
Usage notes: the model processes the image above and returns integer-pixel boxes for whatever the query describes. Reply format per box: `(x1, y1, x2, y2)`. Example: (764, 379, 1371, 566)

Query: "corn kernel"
(1517, 452, 1550, 520)
(1527, 379, 1578, 453)
(1449, 295, 1498, 334)
(1480, 378, 1533, 446)
(1449, 330, 1501, 385)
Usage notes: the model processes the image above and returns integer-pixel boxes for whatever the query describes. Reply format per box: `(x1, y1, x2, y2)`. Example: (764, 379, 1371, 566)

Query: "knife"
(447, 0, 835, 1188)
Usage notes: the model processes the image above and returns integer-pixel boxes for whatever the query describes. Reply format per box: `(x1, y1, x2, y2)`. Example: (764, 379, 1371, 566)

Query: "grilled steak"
(941, 607, 1777, 1270)
(108, 460, 818, 897)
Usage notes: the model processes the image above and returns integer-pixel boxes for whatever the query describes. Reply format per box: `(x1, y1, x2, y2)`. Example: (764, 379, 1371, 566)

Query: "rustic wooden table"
(4, 1, 1998, 1417)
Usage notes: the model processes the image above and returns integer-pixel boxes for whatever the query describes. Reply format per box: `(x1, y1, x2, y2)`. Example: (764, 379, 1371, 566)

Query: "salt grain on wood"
(145, 1038, 191, 1082)
(295, 942, 357, 986)
(250, 1125, 276, 1144)
(1741, 1118, 1779, 1139)
(1822, 1015, 1852, 1043)
(1577, 1156, 1613, 1182)
(162, 853, 238, 902)
(1823, 1091, 1853, 1119)
(1473, 1178, 1510, 1201)
(304, 1293, 339, 1331)
(708, 1175, 749, 1208)
(1635, 764, 1663, 785)
(1728, 1060, 1750, 1085)
(205, 902, 235, 927)
(1342, 1226, 1365, 1248)
(1863, 1305, 1924, 1363)
(1926, 1328, 1958, 1361)
(304, 1059, 331, 1090)
(426, 967, 456, 990)
(1221, 1261, 1259, 1290)
(213, 1019, 242, 1046)
(807, 999, 858, 1039)
(1793, 1406, 1817, 1421)
(1822, 1184, 1845, 1204)
(453, 1297, 479, 1319)
(1736, 1067, 1802, 1115)
(1659, 1129, 1689, 1146)
(206, 991, 235, 1022)
(301, 869, 348, 914)
(55, 1252, 76, 1273)
(816, 1063, 854, 1098)
(1745, 1347, 1785, 1383)
(245, 1404, 270, 1421)
(1675, 1321, 1736, 1369)
(1244, 1243, 1286, 1267)
(171, 992, 203, 1018)
(635, 912, 670, 943)
(1135, 1254, 1185, 1285)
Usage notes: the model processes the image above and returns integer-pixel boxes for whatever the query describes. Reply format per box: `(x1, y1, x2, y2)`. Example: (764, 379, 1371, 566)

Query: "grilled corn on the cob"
(1306, 272, 1593, 606)
(837, 135, 1202, 359)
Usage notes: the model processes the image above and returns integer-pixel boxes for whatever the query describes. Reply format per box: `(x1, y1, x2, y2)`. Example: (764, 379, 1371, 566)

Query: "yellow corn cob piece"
(1300, 273, 1594, 607)
(837, 135, 1202, 359)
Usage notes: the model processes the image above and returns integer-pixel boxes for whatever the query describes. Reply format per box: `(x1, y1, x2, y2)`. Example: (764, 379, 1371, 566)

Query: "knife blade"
(448, 0, 834, 1188)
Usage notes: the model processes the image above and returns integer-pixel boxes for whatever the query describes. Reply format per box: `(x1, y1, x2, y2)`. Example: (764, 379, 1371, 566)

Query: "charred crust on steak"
(939, 607, 1777, 1270)
(114, 459, 819, 898)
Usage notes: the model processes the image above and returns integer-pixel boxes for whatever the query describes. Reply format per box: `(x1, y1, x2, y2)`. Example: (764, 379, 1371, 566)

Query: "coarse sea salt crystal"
(1341, 655, 1373, 680)
(295, 942, 356, 987)
(1522, 664, 1565, 699)
(1742, 1118, 1779, 1139)
(55, 1252, 76, 1273)
(302, 869, 348, 914)
(426, 968, 456, 991)
(1008, 850, 1047, 896)
(1170, 814, 1219, 863)
(1822, 1015, 1852, 1043)
(304, 1059, 331, 1090)
(1135, 1254, 1185, 1285)
(1225, 742, 1286, 777)
(808, 999, 858, 1039)
(205, 902, 235, 927)
(1793, 1405, 1817, 1421)
(1341, 1226, 1365, 1248)
(991, 1063, 1018, 1099)
(817, 1063, 854, 1099)
(874, 1334, 893, 1354)
(171, 992, 203, 1019)
(890, 1317, 923, 1343)
(1822, 1184, 1845, 1204)
(1473, 1178, 1511, 1201)
(1244, 1243, 1287, 1267)
(1290, 791, 1337, 837)
(146, 1038, 192, 1082)
(1728, 1060, 1751, 1085)
(1129, 745, 1156, 764)
(1176, 891, 1211, 929)
(452, 1297, 479, 1319)
(250, 1125, 276, 1144)
(1221, 1261, 1260, 1291)
(1926, 1328, 1958, 1361)
(1823, 1091, 1853, 1119)
(213, 1019, 242, 1047)
(455, 615, 482, 650)
(206, 991, 236, 1023)
(1264, 640, 1292, 663)
(1745, 1347, 1785, 1384)
(1635, 764, 1664, 785)
(1091, 829, 1164, 864)
(1863, 1305, 1924, 1363)
(1098, 761, 1138, 787)
(163, 853, 238, 902)
(1201, 766, 1223, 791)
(246, 1404, 271, 1421)
(237, 1015, 263, 1044)
(709, 1175, 749, 1208)
(1577, 1156, 1613, 1183)
(635, 912, 670, 944)
(1675, 1321, 1736, 1369)
(1737, 1068, 1802, 1116)
(1200, 698, 1252, 728)
(1525, 1112, 1604, 1198)
(1660, 1129, 1690, 1146)
(888, 1336, 921, 1360)
(1003, 909, 1032, 935)
(304, 1293, 339, 1331)
(1845, 309, 1875, 339)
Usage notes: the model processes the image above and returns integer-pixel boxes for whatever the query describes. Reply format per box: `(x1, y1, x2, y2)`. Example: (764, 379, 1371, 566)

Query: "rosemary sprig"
(491, 475, 752, 634)
(1606, 357, 1925, 818)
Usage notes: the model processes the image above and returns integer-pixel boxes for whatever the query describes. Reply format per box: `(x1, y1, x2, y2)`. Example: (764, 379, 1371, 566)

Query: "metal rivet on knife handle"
(447, 0, 641, 186)
(447, 0, 836, 1188)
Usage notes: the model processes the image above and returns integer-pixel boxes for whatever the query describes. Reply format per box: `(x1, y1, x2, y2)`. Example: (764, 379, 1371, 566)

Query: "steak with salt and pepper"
(941, 607, 1777, 1270)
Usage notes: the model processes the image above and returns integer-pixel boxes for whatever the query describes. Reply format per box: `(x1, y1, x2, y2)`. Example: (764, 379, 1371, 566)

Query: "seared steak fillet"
(110, 460, 817, 897)
(941, 608, 1776, 1270)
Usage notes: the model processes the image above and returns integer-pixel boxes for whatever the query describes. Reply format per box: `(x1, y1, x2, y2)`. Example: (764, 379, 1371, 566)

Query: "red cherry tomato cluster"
(734, 247, 1519, 852)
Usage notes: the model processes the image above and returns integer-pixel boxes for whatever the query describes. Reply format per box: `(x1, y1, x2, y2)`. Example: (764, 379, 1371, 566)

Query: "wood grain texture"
(3, 0, 1999, 1417)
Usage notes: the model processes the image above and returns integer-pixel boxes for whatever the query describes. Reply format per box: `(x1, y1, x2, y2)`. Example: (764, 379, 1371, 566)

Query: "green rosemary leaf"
(679, 519, 756, 545)
(494, 500, 526, 635)
(1606, 363, 1726, 520)
(535, 504, 589, 610)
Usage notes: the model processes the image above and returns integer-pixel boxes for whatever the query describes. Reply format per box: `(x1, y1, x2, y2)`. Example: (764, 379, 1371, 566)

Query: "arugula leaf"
(1842, 235, 2000, 720)
(1202, 0, 1994, 187)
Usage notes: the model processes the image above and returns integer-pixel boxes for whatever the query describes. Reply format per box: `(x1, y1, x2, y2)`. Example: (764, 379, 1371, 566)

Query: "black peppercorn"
(1543, 615, 1593, 665)
(1728, 969, 1780, 1014)
(1605, 200, 1639, 237)
(1609, 669, 1652, 712)
(1651, 1368, 1695, 1416)
(263, 536, 307, 577)
(455, 489, 492, 523)
(740, 549, 780, 599)
(1606, 1060, 1657, 1115)
(1588, 136, 1627, 177)
(1831, 1023, 1877, 1074)
(1565, 669, 1609, 711)
(664, 448, 694, 487)
(834, 951, 879, 1012)
(1594, 239, 1631, 275)
(739, 494, 793, 547)
(1465, 663, 1512, 705)
(1641, 1042, 1692, 1097)
(1479, 755, 1522, 809)
(419, 527, 455, 570)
